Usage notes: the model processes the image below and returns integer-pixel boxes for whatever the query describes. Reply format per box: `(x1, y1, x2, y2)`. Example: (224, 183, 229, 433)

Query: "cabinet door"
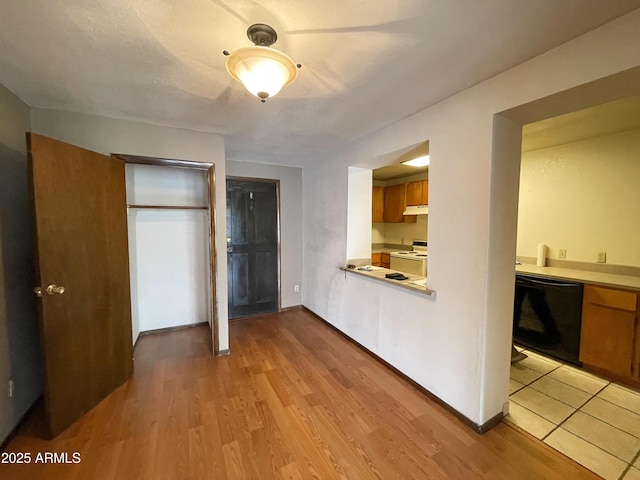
(406, 181, 423, 206)
(381, 253, 390, 269)
(371, 252, 382, 266)
(406, 180, 429, 206)
(372, 186, 384, 223)
(579, 285, 638, 378)
(383, 184, 405, 222)
(383, 184, 416, 223)
(421, 180, 429, 205)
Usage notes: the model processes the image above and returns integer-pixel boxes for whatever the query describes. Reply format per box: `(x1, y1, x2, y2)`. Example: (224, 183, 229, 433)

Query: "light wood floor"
(1, 309, 600, 480)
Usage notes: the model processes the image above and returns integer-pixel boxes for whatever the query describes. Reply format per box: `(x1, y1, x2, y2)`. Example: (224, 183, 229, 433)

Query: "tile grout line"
(577, 408, 640, 443)
(511, 355, 640, 476)
(526, 356, 610, 394)
(596, 391, 640, 418)
(548, 425, 632, 479)
(547, 372, 610, 395)
(618, 449, 640, 480)
(553, 411, 639, 466)
(517, 379, 590, 412)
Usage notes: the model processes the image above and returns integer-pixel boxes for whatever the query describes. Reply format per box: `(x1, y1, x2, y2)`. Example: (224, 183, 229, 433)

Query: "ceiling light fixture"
(223, 24, 300, 103)
(402, 155, 430, 167)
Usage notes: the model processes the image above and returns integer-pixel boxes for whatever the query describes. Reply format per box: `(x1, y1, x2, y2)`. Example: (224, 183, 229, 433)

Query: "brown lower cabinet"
(381, 252, 390, 269)
(579, 284, 639, 383)
(371, 252, 391, 268)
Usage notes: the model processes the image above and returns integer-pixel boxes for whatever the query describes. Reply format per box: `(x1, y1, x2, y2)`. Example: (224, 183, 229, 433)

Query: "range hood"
(403, 205, 428, 215)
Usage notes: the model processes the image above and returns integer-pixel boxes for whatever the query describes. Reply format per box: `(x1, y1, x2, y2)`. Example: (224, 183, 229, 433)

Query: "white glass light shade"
(402, 155, 430, 167)
(226, 46, 298, 101)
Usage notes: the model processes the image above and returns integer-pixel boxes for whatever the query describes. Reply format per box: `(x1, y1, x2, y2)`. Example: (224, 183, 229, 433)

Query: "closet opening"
(113, 154, 220, 355)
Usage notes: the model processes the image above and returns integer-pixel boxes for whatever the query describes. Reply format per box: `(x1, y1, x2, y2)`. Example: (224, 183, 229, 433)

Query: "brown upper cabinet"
(372, 186, 384, 223)
(383, 184, 416, 223)
(406, 180, 429, 206)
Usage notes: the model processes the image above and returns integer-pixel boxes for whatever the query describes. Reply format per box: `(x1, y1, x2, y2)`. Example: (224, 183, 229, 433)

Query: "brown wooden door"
(28, 133, 133, 438)
(226, 179, 279, 319)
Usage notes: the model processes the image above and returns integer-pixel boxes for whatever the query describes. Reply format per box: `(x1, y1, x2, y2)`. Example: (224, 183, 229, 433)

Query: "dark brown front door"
(28, 133, 133, 438)
(226, 179, 279, 319)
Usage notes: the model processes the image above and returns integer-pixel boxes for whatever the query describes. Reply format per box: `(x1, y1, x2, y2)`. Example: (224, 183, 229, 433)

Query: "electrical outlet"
(8, 379, 15, 398)
(597, 252, 607, 263)
(558, 249, 567, 259)
(294, 284, 299, 293)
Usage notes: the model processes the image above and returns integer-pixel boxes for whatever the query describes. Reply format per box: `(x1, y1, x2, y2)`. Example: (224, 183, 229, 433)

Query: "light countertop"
(516, 264, 640, 291)
(341, 266, 435, 296)
(346, 262, 639, 296)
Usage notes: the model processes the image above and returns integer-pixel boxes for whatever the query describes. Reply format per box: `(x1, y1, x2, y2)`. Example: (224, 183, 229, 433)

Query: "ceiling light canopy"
(402, 155, 430, 167)
(224, 24, 300, 103)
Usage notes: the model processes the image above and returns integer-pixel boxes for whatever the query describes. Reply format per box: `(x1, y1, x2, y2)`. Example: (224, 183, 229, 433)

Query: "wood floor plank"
(1, 312, 602, 480)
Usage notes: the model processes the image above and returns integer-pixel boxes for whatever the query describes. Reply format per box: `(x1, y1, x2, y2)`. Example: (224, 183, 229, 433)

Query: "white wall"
(31, 110, 230, 351)
(518, 129, 640, 266)
(226, 160, 303, 308)
(129, 209, 211, 334)
(381, 216, 428, 246)
(346, 167, 373, 260)
(0, 84, 42, 444)
(303, 10, 640, 426)
(126, 164, 208, 206)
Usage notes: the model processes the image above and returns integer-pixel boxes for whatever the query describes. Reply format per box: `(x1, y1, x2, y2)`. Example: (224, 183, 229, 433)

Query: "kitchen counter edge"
(340, 267, 435, 296)
(516, 264, 640, 291)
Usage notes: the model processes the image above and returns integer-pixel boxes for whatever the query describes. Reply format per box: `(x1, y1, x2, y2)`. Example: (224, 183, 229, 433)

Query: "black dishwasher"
(513, 274, 583, 366)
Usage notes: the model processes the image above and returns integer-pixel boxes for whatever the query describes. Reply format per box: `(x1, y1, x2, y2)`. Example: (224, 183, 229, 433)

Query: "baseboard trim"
(0, 395, 42, 452)
(230, 305, 303, 322)
(280, 305, 303, 313)
(138, 321, 209, 337)
(301, 306, 503, 434)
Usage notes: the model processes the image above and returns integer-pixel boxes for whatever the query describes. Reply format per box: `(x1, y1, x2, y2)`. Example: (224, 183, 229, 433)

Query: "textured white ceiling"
(522, 94, 640, 152)
(1, 1, 639, 166)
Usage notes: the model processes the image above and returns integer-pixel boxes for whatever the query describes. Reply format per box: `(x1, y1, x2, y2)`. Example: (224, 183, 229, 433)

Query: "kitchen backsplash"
(372, 215, 428, 246)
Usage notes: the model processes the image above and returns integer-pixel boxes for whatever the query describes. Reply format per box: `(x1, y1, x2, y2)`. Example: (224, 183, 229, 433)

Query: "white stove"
(390, 241, 428, 276)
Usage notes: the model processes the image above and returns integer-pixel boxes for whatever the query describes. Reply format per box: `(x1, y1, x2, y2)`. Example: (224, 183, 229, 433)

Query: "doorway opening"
(114, 154, 220, 354)
(491, 67, 640, 478)
(226, 178, 280, 319)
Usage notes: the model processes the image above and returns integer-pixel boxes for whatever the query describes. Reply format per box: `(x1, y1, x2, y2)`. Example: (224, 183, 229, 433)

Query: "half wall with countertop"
(303, 11, 640, 429)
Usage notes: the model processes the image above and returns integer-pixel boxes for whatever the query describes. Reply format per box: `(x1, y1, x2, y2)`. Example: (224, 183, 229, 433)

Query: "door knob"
(46, 284, 65, 295)
(227, 246, 233, 252)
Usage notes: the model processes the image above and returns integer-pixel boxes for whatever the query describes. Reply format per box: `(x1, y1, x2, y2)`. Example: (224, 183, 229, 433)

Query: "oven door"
(513, 274, 583, 365)
(389, 256, 426, 276)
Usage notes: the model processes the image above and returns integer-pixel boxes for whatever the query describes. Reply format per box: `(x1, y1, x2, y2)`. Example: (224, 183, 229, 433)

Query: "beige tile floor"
(505, 347, 640, 480)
